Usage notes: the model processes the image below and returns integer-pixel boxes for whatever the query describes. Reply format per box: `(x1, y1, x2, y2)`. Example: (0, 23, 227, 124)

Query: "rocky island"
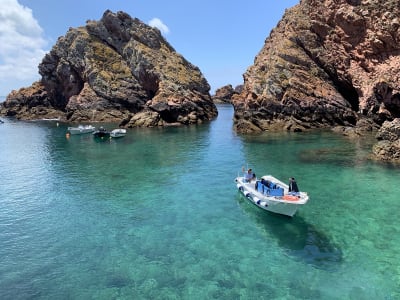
(0, 10, 217, 127)
(211, 84, 242, 104)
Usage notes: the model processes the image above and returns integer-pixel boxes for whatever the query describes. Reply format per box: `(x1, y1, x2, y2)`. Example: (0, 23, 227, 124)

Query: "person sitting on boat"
(243, 168, 255, 182)
(289, 177, 299, 193)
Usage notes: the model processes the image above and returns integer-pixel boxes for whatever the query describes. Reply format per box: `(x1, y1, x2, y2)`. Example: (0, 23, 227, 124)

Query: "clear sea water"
(0, 104, 399, 299)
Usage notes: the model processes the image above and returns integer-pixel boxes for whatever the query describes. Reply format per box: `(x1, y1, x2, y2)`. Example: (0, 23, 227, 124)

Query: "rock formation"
(232, 0, 400, 133)
(0, 10, 217, 126)
(211, 84, 243, 104)
(373, 118, 400, 162)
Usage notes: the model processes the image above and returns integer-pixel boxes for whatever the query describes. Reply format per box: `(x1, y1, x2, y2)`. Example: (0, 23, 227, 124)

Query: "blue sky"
(0, 0, 299, 97)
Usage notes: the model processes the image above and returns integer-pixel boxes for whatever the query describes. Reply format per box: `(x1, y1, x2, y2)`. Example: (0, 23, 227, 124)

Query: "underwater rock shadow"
(236, 194, 343, 271)
(298, 146, 370, 167)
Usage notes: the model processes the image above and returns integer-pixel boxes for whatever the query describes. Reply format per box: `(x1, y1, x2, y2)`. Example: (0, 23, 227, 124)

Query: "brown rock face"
(212, 84, 242, 104)
(1, 10, 217, 126)
(373, 118, 400, 161)
(233, 0, 400, 133)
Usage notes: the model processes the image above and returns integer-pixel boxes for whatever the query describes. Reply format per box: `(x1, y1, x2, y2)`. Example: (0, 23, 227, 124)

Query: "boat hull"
(93, 132, 110, 138)
(67, 125, 95, 135)
(235, 175, 309, 217)
(110, 129, 126, 138)
(93, 127, 111, 139)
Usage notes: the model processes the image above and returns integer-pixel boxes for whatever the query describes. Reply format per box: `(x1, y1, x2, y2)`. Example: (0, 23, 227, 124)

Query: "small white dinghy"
(67, 125, 96, 135)
(235, 174, 309, 217)
(110, 128, 127, 138)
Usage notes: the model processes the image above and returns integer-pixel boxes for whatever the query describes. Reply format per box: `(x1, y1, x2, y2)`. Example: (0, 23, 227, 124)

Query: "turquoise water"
(0, 104, 399, 299)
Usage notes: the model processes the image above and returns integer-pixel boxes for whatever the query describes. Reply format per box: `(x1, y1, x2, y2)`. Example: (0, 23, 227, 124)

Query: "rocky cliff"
(233, 0, 400, 133)
(0, 10, 217, 126)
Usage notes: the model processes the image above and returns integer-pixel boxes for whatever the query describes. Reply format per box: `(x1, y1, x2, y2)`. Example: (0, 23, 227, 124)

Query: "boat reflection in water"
(236, 193, 342, 270)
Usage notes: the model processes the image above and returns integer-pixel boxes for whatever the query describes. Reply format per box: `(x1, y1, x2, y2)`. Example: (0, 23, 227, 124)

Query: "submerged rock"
(232, 0, 400, 133)
(0, 10, 217, 126)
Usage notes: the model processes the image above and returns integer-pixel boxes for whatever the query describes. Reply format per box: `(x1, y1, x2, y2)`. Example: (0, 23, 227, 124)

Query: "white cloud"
(0, 0, 48, 96)
(148, 18, 170, 35)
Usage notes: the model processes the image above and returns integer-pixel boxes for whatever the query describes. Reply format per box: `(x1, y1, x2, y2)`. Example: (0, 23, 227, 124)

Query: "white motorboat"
(67, 125, 95, 135)
(110, 128, 127, 138)
(41, 117, 61, 121)
(235, 174, 309, 217)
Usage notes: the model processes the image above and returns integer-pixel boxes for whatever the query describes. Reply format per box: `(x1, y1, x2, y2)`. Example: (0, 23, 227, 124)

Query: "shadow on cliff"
(235, 193, 342, 271)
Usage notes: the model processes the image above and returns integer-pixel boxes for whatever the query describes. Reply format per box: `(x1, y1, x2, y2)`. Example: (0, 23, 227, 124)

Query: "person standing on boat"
(289, 177, 299, 193)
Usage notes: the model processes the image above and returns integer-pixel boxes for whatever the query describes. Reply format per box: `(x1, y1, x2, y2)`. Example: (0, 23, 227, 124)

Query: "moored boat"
(42, 117, 61, 121)
(67, 125, 95, 135)
(110, 128, 127, 138)
(235, 173, 309, 217)
(93, 126, 110, 138)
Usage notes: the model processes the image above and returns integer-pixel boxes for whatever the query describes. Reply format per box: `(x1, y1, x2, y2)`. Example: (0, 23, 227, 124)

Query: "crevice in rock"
(138, 70, 159, 99)
(388, 93, 400, 118)
(347, 0, 361, 6)
(295, 37, 359, 112)
(333, 79, 359, 112)
(374, 82, 400, 119)
(159, 110, 177, 123)
(150, 102, 178, 123)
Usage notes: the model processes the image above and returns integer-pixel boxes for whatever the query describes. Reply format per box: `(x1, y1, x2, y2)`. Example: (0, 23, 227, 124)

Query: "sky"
(0, 0, 299, 97)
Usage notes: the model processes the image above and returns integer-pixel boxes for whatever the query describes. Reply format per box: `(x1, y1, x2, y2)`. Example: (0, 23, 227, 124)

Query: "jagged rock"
(0, 10, 217, 126)
(332, 117, 379, 138)
(234, 85, 243, 94)
(376, 118, 400, 142)
(373, 118, 400, 161)
(232, 0, 400, 133)
(212, 84, 242, 104)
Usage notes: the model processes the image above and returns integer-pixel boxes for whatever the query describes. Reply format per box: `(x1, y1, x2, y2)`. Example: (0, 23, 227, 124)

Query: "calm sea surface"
(0, 104, 399, 299)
